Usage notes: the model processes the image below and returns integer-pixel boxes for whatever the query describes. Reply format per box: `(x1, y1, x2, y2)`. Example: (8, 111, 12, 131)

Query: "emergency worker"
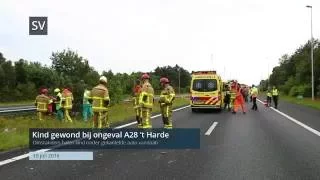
(133, 79, 142, 127)
(232, 83, 246, 114)
(90, 76, 110, 128)
(272, 86, 279, 109)
(159, 77, 175, 129)
(35, 88, 51, 121)
(251, 85, 259, 111)
(61, 87, 74, 122)
(83, 86, 93, 121)
(139, 73, 154, 128)
(54, 88, 64, 121)
(267, 90, 272, 107)
(223, 84, 231, 111)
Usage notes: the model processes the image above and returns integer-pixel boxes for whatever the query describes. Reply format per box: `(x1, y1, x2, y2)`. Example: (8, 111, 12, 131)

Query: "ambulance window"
(192, 79, 217, 92)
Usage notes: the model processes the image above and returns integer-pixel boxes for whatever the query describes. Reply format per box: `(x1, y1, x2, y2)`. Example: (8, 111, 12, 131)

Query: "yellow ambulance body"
(190, 71, 224, 112)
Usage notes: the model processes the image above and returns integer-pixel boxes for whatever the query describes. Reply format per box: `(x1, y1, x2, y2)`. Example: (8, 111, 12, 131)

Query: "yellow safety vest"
(272, 89, 279, 96)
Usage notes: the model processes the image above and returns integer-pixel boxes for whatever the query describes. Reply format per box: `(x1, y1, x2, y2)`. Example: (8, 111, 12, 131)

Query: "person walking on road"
(272, 86, 279, 109)
(133, 79, 142, 128)
(82, 86, 93, 122)
(139, 73, 154, 128)
(232, 83, 246, 114)
(90, 76, 110, 128)
(251, 85, 258, 111)
(35, 88, 51, 121)
(267, 90, 272, 107)
(223, 84, 231, 111)
(159, 77, 175, 129)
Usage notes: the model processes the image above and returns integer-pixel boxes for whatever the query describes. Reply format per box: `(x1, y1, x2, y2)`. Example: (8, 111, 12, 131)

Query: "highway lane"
(0, 101, 320, 179)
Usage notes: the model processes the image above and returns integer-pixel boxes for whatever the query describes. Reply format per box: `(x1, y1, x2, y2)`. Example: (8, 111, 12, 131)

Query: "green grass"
(0, 100, 34, 107)
(0, 97, 189, 151)
(280, 95, 320, 110)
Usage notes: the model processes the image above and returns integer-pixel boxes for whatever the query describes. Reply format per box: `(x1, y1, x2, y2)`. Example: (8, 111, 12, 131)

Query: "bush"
(289, 84, 310, 97)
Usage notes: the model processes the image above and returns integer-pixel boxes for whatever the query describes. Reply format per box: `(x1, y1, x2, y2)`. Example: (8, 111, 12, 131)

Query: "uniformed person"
(159, 77, 175, 129)
(139, 73, 154, 128)
(90, 76, 110, 128)
(61, 87, 74, 122)
(267, 90, 272, 107)
(272, 86, 279, 109)
(35, 88, 51, 121)
(133, 79, 142, 128)
(54, 88, 64, 121)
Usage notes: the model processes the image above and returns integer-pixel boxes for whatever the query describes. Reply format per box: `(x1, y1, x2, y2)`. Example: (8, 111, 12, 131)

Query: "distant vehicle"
(190, 71, 224, 112)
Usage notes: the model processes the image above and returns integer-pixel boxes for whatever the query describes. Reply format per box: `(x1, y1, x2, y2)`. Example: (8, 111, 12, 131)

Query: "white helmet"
(99, 76, 107, 83)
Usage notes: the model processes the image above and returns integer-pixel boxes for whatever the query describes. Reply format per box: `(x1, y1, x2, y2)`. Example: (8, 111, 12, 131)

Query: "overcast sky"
(0, 0, 319, 85)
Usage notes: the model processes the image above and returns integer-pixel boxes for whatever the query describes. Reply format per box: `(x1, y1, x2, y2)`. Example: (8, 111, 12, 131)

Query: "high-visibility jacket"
(61, 89, 73, 110)
(133, 85, 142, 107)
(35, 94, 51, 112)
(267, 92, 272, 97)
(90, 84, 110, 112)
(251, 87, 258, 97)
(83, 90, 91, 104)
(139, 81, 154, 109)
(159, 85, 175, 105)
(272, 89, 279, 96)
(55, 92, 62, 110)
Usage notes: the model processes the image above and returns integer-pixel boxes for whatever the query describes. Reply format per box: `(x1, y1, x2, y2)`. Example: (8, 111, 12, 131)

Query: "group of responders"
(32, 131, 170, 141)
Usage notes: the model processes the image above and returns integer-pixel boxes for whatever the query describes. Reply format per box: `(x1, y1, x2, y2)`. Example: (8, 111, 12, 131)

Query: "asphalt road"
(0, 100, 320, 179)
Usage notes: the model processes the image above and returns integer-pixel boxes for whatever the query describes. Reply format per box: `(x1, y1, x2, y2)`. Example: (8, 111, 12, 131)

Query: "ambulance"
(190, 71, 224, 112)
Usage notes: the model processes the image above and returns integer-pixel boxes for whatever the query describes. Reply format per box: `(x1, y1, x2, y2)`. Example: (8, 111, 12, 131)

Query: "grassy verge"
(280, 95, 320, 110)
(0, 100, 34, 107)
(0, 97, 189, 151)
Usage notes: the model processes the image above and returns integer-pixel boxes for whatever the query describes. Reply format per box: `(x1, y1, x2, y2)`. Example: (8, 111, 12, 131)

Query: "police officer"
(159, 77, 175, 129)
(272, 86, 279, 109)
(267, 90, 272, 107)
(133, 79, 142, 128)
(35, 88, 51, 121)
(90, 76, 110, 128)
(139, 73, 154, 128)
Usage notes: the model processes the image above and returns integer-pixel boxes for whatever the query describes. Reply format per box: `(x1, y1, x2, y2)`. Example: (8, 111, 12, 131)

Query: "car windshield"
(192, 79, 217, 92)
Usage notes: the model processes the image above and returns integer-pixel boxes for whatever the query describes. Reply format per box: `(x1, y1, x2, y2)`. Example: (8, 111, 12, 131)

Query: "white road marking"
(0, 105, 191, 166)
(257, 99, 320, 137)
(205, 122, 218, 136)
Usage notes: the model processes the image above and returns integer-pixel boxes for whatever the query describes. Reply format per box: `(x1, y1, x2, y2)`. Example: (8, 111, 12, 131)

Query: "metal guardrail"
(0, 95, 190, 114)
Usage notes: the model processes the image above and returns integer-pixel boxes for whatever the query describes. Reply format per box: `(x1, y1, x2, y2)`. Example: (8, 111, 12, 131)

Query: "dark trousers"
(273, 96, 278, 109)
(224, 101, 231, 111)
(251, 97, 257, 110)
(267, 96, 272, 106)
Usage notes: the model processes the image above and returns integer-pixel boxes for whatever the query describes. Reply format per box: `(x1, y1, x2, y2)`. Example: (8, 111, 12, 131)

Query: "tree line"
(259, 39, 320, 98)
(0, 49, 191, 108)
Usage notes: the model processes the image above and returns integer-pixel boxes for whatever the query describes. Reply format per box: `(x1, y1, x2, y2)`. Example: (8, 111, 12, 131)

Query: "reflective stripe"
(37, 102, 48, 112)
